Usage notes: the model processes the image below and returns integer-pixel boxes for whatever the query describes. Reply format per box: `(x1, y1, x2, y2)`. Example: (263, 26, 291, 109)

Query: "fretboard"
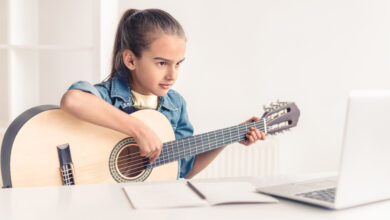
(147, 119, 266, 169)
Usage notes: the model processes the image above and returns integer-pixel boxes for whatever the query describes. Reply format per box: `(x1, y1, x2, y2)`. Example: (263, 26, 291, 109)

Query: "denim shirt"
(67, 72, 195, 178)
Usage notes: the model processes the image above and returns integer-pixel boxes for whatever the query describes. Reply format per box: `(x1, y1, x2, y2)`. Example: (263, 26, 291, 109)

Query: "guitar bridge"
(57, 144, 75, 185)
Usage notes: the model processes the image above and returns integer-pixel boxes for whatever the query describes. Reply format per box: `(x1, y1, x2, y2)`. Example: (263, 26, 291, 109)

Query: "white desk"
(1, 173, 389, 220)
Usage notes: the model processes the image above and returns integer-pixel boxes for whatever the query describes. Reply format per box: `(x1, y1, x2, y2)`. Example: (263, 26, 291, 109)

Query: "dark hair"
(109, 9, 186, 79)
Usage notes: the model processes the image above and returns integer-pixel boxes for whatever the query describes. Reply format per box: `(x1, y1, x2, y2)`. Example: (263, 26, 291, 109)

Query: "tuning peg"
(263, 105, 272, 112)
(271, 103, 279, 110)
(280, 101, 288, 106)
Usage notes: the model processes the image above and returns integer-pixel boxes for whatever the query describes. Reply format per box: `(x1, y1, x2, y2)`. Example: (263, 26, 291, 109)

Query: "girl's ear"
(123, 49, 136, 71)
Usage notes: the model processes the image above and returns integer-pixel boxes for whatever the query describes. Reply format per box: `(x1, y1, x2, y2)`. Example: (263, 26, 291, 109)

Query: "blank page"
(189, 181, 278, 205)
(123, 180, 207, 209)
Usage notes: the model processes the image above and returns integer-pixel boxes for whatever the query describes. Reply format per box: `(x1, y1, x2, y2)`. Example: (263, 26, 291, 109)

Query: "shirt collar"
(110, 71, 132, 103)
(110, 71, 178, 111)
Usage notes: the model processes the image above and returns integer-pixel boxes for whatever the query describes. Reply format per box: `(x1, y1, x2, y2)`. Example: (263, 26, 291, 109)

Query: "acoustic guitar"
(1, 101, 300, 188)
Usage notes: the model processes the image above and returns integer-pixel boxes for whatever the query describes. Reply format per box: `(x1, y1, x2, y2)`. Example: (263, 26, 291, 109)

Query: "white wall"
(4, 0, 385, 176)
(116, 0, 390, 174)
(0, 0, 99, 124)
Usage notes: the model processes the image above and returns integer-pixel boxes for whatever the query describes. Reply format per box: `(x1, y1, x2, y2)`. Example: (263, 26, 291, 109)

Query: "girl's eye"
(157, 62, 166, 66)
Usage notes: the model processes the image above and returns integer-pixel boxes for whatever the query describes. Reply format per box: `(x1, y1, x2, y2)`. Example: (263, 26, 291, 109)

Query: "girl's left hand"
(239, 116, 266, 146)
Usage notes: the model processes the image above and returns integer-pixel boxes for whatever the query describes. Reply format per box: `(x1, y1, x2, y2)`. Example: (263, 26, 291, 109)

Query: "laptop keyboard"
(296, 187, 336, 203)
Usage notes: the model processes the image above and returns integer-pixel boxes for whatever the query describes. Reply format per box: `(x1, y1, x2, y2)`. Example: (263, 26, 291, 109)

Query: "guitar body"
(2, 106, 178, 188)
(2, 102, 300, 188)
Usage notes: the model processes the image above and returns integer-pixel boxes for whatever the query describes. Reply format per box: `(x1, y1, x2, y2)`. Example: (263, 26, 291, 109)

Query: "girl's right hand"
(61, 90, 163, 162)
(132, 121, 163, 163)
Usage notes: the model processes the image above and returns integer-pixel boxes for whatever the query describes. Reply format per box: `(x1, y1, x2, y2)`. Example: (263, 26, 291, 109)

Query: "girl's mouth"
(159, 84, 171, 89)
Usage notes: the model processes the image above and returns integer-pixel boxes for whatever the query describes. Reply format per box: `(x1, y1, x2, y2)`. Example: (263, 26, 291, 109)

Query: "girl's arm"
(185, 118, 265, 179)
(60, 89, 163, 162)
(185, 146, 227, 179)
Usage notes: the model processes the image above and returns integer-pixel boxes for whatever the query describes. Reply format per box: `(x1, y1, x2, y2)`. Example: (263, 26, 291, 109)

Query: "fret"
(166, 142, 170, 164)
(187, 138, 192, 157)
(212, 130, 217, 148)
(168, 142, 173, 160)
(207, 132, 211, 151)
(177, 139, 183, 158)
(214, 130, 220, 148)
(236, 125, 240, 142)
(186, 138, 192, 158)
(183, 138, 188, 158)
(168, 142, 173, 161)
(237, 125, 242, 142)
(173, 140, 178, 158)
(176, 140, 181, 158)
(194, 135, 197, 154)
(182, 139, 187, 158)
(180, 139, 185, 158)
(175, 140, 180, 159)
(234, 126, 239, 141)
(213, 131, 218, 149)
(224, 128, 229, 146)
(200, 134, 204, 155)
(228, 127, 232, 143)
(221, 129, 226, 145)
(221, 129, 225, 146)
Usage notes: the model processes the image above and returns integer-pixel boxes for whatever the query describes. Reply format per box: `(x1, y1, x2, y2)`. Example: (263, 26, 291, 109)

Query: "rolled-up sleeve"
(68, 81, 111, 104)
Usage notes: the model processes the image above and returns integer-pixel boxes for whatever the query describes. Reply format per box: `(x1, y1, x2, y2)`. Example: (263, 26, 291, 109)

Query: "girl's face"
(126, 34, 186, 96)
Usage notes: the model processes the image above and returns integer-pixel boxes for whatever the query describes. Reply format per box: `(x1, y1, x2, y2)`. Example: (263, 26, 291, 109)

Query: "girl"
(60, 8, 265, 179)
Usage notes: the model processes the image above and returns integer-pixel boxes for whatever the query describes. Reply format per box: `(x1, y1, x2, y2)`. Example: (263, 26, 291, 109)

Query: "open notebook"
(123, 180, 278, 209)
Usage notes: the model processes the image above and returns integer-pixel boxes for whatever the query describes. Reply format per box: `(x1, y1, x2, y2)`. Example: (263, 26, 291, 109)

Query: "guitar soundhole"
(116, 146, 147, 178)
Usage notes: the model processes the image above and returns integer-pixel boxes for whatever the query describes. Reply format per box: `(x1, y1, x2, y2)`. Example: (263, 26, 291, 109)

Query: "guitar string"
(115, 120, 266, 162)
(115, 128, 258, 168)
(115, 130, 244, 177)
(65, 116, 287, 181)
(73, 122, 268, 177)
(115, 124, 268, 176)
(61, 111, 288, 182)
(115, 128, 255, 171)
(76, 123, 266, 178)
(72, 122, 269, 177)
(114, 122, 266, 167)
(115, 116, 289, 177)
(115, 120, 268, 162)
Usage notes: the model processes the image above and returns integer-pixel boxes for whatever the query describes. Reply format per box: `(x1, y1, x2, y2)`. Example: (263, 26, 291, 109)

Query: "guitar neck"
(148, 119, 266, 169)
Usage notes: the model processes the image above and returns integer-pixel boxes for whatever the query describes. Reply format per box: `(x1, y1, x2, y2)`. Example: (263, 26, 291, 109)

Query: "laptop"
(257, 90, 390, 209)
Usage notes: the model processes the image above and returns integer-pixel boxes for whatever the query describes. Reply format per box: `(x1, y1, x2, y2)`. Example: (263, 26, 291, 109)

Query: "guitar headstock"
(262, 101, 300, 135)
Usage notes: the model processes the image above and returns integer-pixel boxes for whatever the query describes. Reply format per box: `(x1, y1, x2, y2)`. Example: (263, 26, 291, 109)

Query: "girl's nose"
(165, 66, 177, 80)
